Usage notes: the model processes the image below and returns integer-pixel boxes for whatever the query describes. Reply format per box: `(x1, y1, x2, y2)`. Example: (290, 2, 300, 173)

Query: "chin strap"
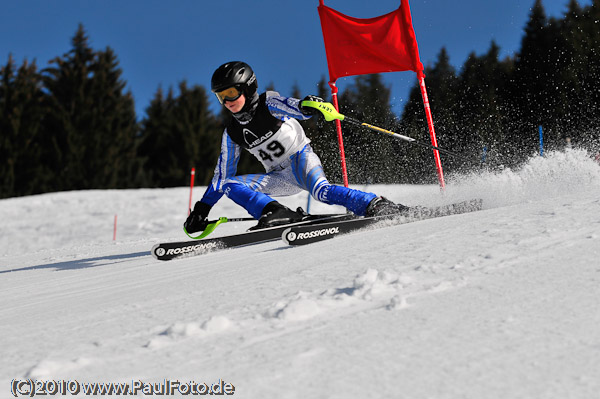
(232, 92, 260, 122)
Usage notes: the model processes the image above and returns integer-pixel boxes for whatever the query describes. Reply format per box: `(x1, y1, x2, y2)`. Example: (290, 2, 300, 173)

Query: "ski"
(151, 213, 356, 261)
(282, 199, 483, 246)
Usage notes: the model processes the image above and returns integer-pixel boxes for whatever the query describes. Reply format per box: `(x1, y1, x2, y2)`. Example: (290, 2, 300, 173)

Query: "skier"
(184, 61, 407, 233)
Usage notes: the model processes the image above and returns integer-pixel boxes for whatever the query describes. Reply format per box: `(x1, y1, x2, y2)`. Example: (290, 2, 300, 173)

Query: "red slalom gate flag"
(318, 0, 424, 82)
(318, 1, 446, 189)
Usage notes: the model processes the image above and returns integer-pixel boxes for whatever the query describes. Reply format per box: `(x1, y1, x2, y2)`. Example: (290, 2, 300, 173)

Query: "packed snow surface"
(1, 149, 600, 398)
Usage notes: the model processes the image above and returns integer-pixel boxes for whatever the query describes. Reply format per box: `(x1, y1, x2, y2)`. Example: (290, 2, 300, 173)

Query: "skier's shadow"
(0, 251, 150, 274)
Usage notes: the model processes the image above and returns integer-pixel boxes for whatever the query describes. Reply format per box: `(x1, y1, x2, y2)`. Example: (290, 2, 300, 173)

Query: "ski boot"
(365, 197, 410, 218)
(250, 202, 307, 230)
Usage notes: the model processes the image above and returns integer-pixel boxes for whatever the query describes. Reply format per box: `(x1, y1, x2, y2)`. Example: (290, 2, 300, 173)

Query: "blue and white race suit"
(200, 91, 376, 218)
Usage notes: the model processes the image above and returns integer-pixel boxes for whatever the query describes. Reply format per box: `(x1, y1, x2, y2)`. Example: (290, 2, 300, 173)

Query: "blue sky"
(1, 0, 591, 118)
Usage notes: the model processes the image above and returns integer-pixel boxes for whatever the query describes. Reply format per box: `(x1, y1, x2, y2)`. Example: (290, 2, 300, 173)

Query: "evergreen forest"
(1, 0, 599, 199)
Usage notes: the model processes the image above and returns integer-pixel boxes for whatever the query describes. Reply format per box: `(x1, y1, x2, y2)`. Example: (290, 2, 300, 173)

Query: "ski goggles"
(214, 86, 242, 104)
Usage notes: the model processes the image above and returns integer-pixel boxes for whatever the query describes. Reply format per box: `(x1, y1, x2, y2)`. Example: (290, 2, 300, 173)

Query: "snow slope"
(1, 149, 600, 398)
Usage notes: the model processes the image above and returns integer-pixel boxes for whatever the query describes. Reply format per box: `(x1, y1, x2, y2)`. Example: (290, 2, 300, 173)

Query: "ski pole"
(302, 100, 468, 161)
(184, 216, 255, 240)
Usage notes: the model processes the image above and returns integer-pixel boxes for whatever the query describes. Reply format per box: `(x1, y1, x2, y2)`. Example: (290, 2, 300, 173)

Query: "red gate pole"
(113, 214, 117, 241)
(188, 167, 196, 215)
(417, 70, 446, 190)
(329, 82, 349, 187)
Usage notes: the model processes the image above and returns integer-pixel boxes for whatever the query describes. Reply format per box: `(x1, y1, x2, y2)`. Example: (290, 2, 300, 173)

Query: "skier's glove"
(299, 95, 324, 116)
(184, 201, 212, 233)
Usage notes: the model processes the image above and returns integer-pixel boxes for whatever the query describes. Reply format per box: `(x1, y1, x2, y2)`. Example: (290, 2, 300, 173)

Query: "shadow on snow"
(0, 251, 150, 274)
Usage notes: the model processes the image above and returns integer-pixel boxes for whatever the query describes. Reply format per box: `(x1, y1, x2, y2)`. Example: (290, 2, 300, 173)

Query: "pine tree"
(401, 48, 459, 182)
(138, 82, 222, 187)
(87, 47, 139, 188)
(395, 0, 600, 173)
(590, 0, 600, 153)
(510, 0, 557, 159)
(173, 82, 222, 186)
(136, 87, 174, 186)
(575, 0, 600, 150)
(554, 0, 588, 146)
(422, 47, 460, 172)
(339, 74, 399, 183)
(0, 56, 46, 198)
(454, 41, 514, 170)
(42, 24, 139, 191)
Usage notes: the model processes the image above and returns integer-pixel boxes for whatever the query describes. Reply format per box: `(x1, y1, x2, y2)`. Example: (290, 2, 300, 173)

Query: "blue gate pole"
(539, 125, 544, 156)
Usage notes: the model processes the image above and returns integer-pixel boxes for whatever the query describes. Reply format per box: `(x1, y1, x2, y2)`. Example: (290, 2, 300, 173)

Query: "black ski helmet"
(211, 61, 258, 100)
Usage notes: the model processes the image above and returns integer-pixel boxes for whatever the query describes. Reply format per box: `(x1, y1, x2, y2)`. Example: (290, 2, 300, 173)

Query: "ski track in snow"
(1, 149, 600, 398)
